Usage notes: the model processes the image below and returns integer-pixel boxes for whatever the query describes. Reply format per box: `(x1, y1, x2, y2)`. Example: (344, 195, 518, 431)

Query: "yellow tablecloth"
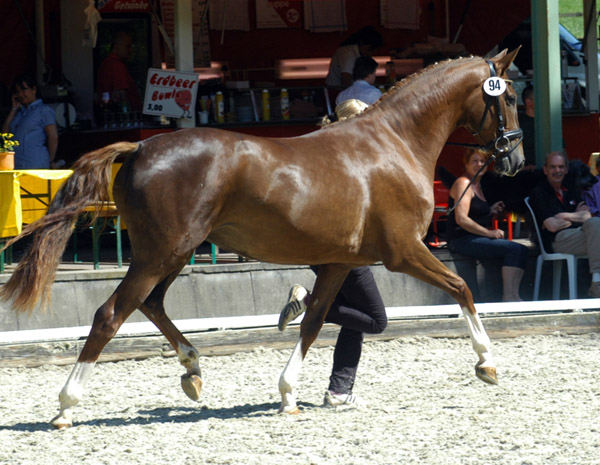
(1, 165, 124, 239)
(0, 170, 74, 238)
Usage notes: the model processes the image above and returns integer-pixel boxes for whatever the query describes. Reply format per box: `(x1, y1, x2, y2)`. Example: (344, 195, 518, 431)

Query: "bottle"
(386, 61, 396, 84)
(100, 92, 110, 128)
(120, 97, 130, 127)
(216, 91, 225, 123)
(262, 89, 270, 121)
(280, 88, 289, 120)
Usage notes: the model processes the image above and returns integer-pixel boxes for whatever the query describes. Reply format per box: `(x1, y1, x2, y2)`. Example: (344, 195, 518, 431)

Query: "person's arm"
(583, 188, 600, 217)
(451, 178, 503, 239)
(337, 46, 358, 89)
(555, 202, 591, 224)
(530, 186, 572, 233)
(2, 95, 20, 133)
(45, 124, 58, 163)
(542, 216, 572, 232)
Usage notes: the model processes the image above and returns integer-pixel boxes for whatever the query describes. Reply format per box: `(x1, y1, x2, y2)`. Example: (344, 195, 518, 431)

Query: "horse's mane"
(321, 55, 479, 128)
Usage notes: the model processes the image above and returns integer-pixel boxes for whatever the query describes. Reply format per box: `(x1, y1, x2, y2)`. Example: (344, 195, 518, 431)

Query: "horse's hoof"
(181, 373, 203, 401)
(475, 365, 498, 385)
(278, 405, 301, 415)
(50, 414, 72, 430)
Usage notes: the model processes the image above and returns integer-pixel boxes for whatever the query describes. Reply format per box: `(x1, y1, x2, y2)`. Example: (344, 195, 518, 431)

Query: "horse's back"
(113, 125, 433, 265)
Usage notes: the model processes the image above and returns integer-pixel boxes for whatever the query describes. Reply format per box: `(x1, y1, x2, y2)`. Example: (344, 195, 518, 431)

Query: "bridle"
(447, 60, 523, 212)
(472, 61, 523, 157)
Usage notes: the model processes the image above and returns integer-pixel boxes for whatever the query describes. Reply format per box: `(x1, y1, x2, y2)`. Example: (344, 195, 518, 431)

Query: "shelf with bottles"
(94, 90, 147, 130)
(195, 86, 334, 127)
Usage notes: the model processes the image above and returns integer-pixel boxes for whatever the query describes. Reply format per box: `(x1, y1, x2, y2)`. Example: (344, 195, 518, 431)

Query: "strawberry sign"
(143, 68, 199, 119)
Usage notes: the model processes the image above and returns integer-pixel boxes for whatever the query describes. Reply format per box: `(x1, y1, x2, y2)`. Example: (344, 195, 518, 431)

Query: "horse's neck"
(381, 60, 481, 164)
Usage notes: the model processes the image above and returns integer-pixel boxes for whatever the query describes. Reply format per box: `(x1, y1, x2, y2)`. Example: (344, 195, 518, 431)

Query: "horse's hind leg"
(386, 242, 497, 384)
(138, 263, 203, 401)
(279, 264, 351, 414)
(50, 269, 167, 429)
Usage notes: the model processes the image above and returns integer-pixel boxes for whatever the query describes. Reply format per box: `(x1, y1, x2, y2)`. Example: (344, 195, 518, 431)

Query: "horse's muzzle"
(494, 148, 525, 177)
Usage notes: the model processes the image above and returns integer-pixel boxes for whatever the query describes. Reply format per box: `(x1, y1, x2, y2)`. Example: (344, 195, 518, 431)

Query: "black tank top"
(446, 193, 492, 241)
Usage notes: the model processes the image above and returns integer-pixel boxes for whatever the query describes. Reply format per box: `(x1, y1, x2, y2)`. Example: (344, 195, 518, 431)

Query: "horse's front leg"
(278, 264, 351, 414)
(51, 292, 137, 429)
(385, 242, 497, 384)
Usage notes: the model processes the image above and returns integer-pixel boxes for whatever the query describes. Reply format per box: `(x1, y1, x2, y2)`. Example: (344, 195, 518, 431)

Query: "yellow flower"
(1, 132, 20, 152)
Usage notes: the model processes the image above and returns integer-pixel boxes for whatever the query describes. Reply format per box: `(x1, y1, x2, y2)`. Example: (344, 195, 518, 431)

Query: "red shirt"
(97, 52, 142, 111)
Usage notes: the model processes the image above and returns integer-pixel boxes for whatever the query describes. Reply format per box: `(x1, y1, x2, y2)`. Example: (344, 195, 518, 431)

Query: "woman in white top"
(325, 26, 383, 88)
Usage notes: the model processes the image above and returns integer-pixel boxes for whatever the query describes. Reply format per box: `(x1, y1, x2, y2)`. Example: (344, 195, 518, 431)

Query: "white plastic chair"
(524, 197, 585, 300)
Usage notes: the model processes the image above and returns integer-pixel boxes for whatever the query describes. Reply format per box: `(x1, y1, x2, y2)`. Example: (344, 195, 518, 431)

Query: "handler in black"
(278, 266, 387, 407)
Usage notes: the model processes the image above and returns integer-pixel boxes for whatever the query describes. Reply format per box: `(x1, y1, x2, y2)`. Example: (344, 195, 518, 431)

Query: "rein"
(447, 60, 523, 213)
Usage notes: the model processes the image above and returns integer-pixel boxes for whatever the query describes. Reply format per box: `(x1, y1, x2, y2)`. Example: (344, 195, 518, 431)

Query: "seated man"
(529, 150, 600, 297)
(335, 56, 382, 106)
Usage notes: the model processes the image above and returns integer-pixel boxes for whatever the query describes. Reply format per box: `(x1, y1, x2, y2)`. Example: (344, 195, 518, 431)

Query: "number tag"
(483, 77, 507, 96)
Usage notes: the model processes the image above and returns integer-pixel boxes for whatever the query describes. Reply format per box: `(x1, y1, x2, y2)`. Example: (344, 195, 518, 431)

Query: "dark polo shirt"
(529, 177, 582, 252)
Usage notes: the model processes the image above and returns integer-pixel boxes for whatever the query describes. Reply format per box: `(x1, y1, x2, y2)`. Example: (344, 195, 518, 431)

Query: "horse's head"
(464, 48, 524, 177)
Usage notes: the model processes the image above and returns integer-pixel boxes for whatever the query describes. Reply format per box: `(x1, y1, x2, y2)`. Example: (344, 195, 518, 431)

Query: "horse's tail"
(0, 141, 139, 313)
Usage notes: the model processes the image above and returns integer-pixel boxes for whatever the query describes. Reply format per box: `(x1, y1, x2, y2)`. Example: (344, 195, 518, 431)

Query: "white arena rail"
(1, 299, 599, 345)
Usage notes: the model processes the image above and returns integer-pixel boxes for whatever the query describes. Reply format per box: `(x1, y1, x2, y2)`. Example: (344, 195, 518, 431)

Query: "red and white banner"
(143, 68, 199, 119)
(97, 0, 151, 13)
(256, 0, 302, 29)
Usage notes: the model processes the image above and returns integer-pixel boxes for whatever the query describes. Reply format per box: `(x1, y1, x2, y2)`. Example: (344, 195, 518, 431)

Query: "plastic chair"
(524, 196, 585, 300)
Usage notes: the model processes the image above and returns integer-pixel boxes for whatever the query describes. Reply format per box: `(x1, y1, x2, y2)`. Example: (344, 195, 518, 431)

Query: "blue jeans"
(448, 234, 528, 269)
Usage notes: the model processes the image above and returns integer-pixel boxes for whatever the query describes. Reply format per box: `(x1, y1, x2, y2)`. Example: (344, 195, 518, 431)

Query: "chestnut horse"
(1, 49, 523, 428)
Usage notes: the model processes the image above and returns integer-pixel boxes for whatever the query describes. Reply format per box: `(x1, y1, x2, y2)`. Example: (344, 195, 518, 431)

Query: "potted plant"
(0, 132, 19, 170)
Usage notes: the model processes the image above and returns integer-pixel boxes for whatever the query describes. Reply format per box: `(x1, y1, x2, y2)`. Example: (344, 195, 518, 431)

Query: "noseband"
(447, 60, 523, 212)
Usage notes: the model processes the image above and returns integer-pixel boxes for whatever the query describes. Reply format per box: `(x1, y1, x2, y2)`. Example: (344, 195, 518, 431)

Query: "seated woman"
(447, 149, 529, 301)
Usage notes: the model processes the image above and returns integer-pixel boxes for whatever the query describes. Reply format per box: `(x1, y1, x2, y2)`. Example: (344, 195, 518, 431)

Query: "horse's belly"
(206, 220, 375, 265)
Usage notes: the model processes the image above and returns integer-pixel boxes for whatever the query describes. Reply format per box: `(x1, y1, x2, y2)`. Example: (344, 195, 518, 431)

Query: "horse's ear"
(492, 46, 521, 75)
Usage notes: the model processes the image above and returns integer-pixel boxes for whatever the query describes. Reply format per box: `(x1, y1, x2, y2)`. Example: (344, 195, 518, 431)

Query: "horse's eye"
(505, 95, 516, 106)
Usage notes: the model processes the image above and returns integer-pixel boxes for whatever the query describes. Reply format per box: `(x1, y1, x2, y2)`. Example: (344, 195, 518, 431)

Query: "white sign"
(143, 68, 199, 119)
(483, 77, 507, 97)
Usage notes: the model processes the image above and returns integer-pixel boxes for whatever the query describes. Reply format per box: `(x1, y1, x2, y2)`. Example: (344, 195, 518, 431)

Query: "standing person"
(325, 26, 383, 89)
(518, 85, 537, 170)
(96, 30, 143, 111)
(2, 75, 58, 169)
(447, 149, 529, 302)
(529, 151, 600, 297)
(583, 157, 600, 217)
(335, 56, 382, 106)
(278, 266, 387, 407)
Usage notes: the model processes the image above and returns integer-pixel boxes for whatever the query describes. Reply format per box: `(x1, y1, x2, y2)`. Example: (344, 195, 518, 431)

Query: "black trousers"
(311, 266, 387, 394)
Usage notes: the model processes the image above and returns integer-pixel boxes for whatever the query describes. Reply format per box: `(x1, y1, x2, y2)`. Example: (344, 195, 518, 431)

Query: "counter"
(57, 119, 321, 166)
